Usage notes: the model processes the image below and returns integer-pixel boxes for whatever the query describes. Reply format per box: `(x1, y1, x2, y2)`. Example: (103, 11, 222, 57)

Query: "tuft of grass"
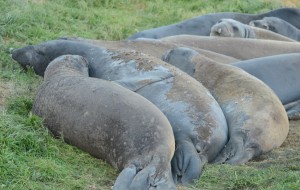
(0, 0, 299, 189)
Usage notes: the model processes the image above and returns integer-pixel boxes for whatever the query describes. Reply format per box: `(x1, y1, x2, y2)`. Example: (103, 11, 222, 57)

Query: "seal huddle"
(33, 55, 176, 190)
(11, 7, 300, 189)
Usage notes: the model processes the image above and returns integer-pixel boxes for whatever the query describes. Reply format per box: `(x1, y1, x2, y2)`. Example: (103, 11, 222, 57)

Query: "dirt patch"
(281, 0, 300, 7)
(0, 80, 13, 109)
(248, 120, 300, 168)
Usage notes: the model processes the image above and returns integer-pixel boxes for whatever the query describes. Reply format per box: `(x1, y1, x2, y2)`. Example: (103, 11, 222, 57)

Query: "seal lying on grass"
(127, 8, 300, 39)
(12, 40, 228, 185)
(58, 36, 239, 64)
(162, 47, 289, 164)
(161, 35, 300, 60)
(249, 17, 300, 41)
(33, 54, 177, 190)
(210, 18, 295, 42)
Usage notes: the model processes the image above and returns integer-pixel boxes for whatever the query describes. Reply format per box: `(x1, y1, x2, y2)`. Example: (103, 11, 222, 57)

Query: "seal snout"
(11, 45, 36, 69)
(210, 22, 231, 37)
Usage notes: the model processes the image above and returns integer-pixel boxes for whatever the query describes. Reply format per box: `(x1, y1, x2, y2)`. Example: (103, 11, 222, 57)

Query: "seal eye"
(262, 24, 269, 30)
(232, 26, 239, 32)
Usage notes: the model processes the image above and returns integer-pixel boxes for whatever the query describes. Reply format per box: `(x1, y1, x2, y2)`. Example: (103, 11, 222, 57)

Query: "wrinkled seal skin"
(12, 40, 228, 185)
(58, 36, 239, 64)
(127, 8, 300, 39)
(210, 18, 295, 42)
(231, 53, 300, 120)
(249, 17, 300, 41)
(161, 35, 300, 60)
(33, 55, 177, 190)
(162, 47, 289, 164)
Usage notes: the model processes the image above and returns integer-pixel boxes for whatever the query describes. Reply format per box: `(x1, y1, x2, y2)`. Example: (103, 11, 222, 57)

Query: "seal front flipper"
(285, 100, 300, 120)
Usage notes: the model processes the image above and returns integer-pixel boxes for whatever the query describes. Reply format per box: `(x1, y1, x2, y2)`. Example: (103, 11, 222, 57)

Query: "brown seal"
(161, 35, 300, 60)
(162, 47, 289, 164)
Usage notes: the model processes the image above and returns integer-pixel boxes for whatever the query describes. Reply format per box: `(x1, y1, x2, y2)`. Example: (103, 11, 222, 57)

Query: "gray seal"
(162, 47, 289, 164)
(231, 53, 300, 120)
(128, 8, 300, 39)
(33, 55, 176, 190)
(249, 17, 300, 41)
(210, 18, 294, 42)
(12, 40, 228, 185)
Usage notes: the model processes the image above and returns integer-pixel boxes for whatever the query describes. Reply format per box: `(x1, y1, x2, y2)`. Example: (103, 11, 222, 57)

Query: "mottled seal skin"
(58, 36, 239, 64)
(210, 18, 295, 42)
(162, 47, 289, 164)
(249, 17, 300, 41)
(33, 55, 177, 190)
(161, 35, 300, 60)
(12, 40, 228, 185)
(231, 53, 300, 120)
(127, 8, 300, 39)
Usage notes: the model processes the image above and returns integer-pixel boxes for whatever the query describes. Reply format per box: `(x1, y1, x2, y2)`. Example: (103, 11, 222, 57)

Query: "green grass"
(1, 0, 300, 189)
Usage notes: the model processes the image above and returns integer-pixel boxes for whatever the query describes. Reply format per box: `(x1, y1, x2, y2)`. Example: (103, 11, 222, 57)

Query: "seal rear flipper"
(284, 100, 300, 120)
(171, 140, 204, 185)
(113, 164, 177, 190)
(212, 136, 256, 164)
(113, 165, 137, 190)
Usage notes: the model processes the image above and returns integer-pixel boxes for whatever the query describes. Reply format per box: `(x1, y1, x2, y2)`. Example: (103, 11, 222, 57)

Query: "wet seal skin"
(231, 53, 300, 120)
(160, 35, 300, 60)
(249, 17, 300, 41)
(210, 18, 295, 42)
(127, 8, 300, 39)
(162, 47, 289, 164)
(33, 55, 176, 190)
(12, 40, 228, 185)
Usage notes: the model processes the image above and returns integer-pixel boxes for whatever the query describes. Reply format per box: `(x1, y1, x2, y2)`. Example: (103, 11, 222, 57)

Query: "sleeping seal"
(12, 40, 228, 185)
(249, 17, 300, 41)
(160, 35, 300, 60)
(128, 8, 300, 39)
(162, 47, 289, 164)
(33, 54, 176, 190)
(210, 18, 295, 42)
(231, 53, 300, 120)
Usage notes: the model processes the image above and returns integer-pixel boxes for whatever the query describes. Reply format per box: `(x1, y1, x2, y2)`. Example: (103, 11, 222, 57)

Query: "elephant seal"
(162, 47, 289, 164)
(210, 18, 295, 42)
(12, 40, 228, 185)
(249, 17, 300, 41)
(161, 35, 300, 60)
(58, 36, 239, 64)
(127, 8, 300, 39)
(284, 100, 300, 120)
(33, 55, 176, 190)
(231, 53, 300, 120)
